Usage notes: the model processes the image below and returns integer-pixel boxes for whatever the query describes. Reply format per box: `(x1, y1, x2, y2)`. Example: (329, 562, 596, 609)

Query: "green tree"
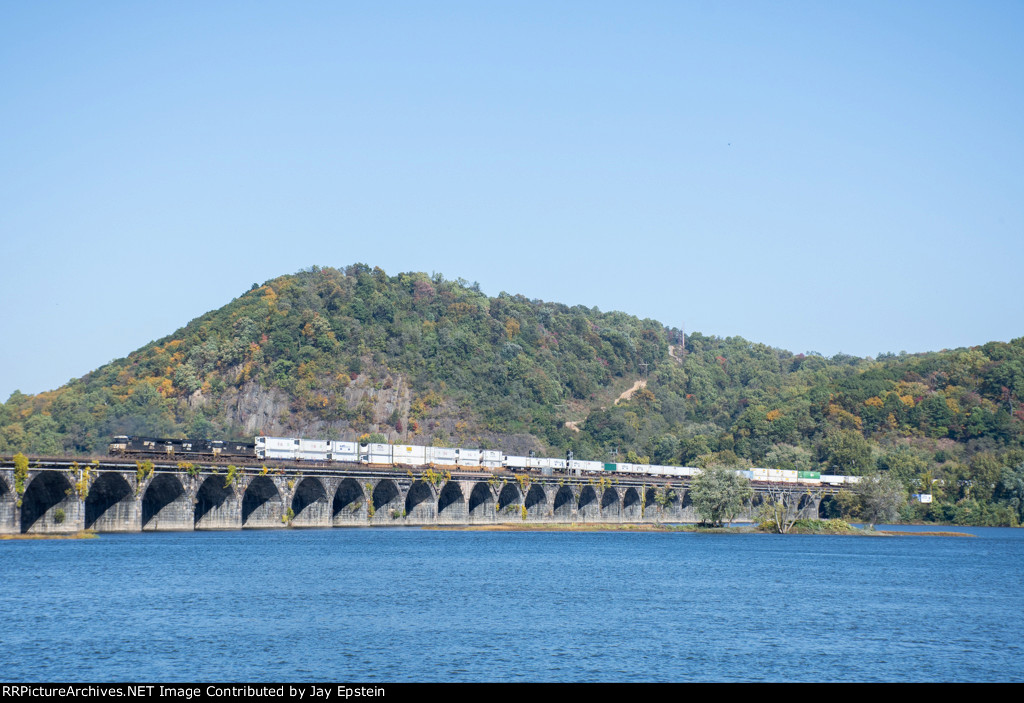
(653, 434, 679, 465)
(764, 443, 813, 472)
(818, 428, 872, 475)
(690, 466, 753, 527)
(998, 463, 1024, 525)
(855, 473, 907, 529)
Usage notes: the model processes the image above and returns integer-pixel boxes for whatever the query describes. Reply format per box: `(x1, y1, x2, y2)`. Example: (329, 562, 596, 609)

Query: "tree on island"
(690, 466, 753, 527)
(757, 484, 825, 533)
(855, 472, 907, 529)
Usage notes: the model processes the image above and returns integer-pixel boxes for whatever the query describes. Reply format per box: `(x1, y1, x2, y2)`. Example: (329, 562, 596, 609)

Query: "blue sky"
(1, 1, 1022, 401)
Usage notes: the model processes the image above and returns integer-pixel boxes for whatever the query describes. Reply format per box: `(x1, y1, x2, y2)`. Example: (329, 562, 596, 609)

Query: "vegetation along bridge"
(0, 459, 830, 534)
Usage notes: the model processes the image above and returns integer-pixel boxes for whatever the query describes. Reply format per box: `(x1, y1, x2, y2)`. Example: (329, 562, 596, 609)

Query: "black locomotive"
(109, 435, 255, 460)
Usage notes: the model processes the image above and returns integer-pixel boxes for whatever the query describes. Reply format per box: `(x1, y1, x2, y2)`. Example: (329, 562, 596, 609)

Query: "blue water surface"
(1, 527, 1022, 682)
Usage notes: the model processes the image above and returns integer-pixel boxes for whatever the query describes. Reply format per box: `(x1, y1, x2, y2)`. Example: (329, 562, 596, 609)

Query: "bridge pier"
(85, 472, 139, 532)
(20, 469, 84, 534)
(142, 473, 193, 531)
(435, 480, 467, 524)
(290, 476, 333, 528)
(0, 470, 16, 534)
(241, 475, 286, 528)
(332, 477, 368, 525)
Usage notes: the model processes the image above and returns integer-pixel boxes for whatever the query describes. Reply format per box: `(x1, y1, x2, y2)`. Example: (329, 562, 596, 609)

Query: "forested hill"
(3, 264, 1024, 524)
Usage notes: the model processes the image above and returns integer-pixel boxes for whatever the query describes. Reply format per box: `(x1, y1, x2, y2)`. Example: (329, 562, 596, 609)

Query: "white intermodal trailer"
(504, 455, 529, 471)
(297, 439, 332, 461)
(391, 444, 427, 467)
(331, 441, 359, 464)
(426, 447, 458, 468)
(456, 449, 481, 468)
(569, 460, 603, 474)
(361, 443, 393, 465)
(256, 436, 299, 461)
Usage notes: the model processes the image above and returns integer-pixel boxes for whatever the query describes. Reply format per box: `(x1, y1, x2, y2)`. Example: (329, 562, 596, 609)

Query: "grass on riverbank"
(0, 531, 98, 540)
(424, 519, 975, 537)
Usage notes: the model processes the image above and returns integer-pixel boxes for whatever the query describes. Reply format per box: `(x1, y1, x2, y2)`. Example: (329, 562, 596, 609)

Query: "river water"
(1, 526, 1022, 682)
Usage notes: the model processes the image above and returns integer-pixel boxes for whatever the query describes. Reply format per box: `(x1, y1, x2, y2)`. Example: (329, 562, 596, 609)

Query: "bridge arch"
(524, 484, 547, 520)
(468, 482, 494, 522)
(333, 478, 366, 524)
(242, 476, 283, 528)
(497, 483, 521, 519)
(195, 475, 240, 530)
(676, 488, 698, 522)
(21, 471, 79, 533)
(644, 487, 659, 519)
(622, 487, 642, 521)
(651, 485, 680, 520)
(291, 477, 330, 527)
(600, 487, 622, 521)
(405, 480, 437, 522)
(371, 479, 402, 521)
(84, 472, 136, 531)
(798, 492, 820, 519)
(553, 485, 575, 520)
(142, 474, 190, 530)
(437, 481, 466, 523)
(818, 494, 844, 520)
(576, 485, 600, 521)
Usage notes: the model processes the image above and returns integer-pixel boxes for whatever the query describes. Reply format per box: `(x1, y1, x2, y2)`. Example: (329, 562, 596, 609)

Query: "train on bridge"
(109, 434, 861, 487)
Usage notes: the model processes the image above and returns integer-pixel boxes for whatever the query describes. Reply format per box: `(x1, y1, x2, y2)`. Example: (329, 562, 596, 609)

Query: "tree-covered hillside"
(2, 264, 1023, 525)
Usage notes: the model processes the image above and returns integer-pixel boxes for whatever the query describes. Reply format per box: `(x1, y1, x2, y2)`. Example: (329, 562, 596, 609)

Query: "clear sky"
(1, 1, 1022, 401)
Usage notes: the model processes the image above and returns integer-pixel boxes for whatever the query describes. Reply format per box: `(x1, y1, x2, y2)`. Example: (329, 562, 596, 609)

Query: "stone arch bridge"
(0, 459, 824, 534)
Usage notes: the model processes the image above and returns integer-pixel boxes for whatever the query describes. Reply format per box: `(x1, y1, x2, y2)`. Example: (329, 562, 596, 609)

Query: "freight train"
(109, 434, 861, 486)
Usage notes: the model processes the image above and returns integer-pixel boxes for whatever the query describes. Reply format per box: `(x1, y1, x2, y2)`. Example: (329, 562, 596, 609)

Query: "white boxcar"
(392, 444, 427, 467)
(256, 436, 299, 460)
(481, 450, 503, 468)
(504, 455, 530, 470)
(331, 441, 359, 463)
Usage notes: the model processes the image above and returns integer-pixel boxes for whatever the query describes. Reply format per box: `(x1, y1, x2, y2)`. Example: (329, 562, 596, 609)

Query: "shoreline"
(421, 522, 976, 537)
(0, 531, 99, 541)
(0, 525, 979, 539)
